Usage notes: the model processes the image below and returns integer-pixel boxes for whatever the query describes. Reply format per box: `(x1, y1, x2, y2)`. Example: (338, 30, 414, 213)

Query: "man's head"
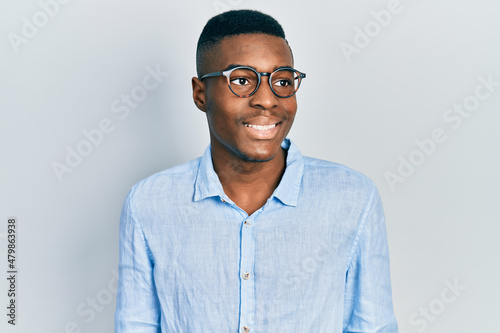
(192, 10, 302, 164)
(196, 9, 291, 78)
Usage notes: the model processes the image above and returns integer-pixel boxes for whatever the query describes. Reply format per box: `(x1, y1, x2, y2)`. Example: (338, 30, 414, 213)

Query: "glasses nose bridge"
(259, 72, 272, 83)
(254, 71, 274, 95)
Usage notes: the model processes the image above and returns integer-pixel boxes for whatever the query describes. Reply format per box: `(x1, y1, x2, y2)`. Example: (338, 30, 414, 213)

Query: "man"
(115, 9, 398, 333)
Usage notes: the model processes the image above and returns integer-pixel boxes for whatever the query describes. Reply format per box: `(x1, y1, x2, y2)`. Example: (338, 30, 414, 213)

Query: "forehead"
(215, 33, 293, 72)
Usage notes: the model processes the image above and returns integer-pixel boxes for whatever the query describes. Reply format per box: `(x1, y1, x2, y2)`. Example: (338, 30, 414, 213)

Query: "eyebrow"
(222, 64, 294, 72)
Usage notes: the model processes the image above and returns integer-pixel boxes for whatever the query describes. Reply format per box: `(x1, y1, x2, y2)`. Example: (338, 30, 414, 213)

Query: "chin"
(241, 154, 275, 163)
(237, 146, 280, 163)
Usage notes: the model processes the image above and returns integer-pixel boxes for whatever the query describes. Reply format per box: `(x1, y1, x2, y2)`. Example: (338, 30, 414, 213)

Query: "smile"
(244, 123, 279, 131)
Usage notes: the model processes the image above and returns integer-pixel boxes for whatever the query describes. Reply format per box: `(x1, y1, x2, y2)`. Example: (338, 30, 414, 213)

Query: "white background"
(1, 0, 499, 332)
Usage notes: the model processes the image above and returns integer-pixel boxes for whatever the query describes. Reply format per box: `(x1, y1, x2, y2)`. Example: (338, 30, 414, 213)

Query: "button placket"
(239, 218, 255, 332)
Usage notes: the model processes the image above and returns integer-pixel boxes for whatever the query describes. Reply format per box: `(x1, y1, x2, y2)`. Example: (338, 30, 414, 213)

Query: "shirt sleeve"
(343, 185, 398, 333)
(114, 189, 161, 332)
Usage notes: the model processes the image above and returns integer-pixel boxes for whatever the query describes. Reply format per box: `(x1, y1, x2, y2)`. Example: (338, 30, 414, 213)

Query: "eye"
(230, 77, 251, 86)
(275, 79, 291, 87)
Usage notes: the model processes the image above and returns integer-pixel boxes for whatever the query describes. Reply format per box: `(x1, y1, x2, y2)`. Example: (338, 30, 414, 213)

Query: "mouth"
(242, 120, 282, 140)
(243, 123, 280, 131)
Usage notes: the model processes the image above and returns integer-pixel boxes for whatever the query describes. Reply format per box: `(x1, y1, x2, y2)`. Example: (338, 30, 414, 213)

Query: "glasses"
(200, 66, 306, 98)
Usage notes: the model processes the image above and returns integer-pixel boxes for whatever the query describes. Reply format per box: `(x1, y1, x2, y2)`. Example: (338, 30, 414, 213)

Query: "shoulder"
(128, 157, 202, 201)
(303, 156, 375, 188)
(301, 155, 377, 199)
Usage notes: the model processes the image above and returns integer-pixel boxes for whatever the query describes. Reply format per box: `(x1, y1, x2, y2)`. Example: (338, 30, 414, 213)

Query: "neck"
(212, 146, 286, 189)
(210, 143, 287, 214)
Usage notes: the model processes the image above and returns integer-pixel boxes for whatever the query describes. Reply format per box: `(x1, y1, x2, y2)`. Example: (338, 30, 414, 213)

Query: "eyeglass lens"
(228, 68, 300, 97)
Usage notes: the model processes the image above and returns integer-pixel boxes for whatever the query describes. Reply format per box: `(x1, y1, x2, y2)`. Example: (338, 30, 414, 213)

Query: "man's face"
(198, 33, 297, 163)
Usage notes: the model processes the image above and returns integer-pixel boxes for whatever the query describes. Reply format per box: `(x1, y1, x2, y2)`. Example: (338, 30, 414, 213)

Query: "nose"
(249, 74, 279, 109)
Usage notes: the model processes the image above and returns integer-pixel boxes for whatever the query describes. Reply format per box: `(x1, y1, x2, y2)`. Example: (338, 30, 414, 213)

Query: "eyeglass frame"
(199, 65, 306, 98)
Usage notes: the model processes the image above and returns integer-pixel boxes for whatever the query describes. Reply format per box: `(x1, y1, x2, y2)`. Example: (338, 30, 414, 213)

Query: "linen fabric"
(114, 139, 398, 333)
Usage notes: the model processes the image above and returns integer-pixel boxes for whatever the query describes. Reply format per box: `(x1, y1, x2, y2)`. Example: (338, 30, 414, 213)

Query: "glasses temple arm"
(199, 71, 224, 80)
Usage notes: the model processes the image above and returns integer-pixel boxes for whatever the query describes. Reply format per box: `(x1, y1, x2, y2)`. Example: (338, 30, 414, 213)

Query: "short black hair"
(196, 9, 290, 78)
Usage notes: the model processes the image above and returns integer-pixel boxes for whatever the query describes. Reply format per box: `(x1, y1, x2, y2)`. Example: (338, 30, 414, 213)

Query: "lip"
(243, 116, 282, 126)
(242, 121, 281, 140)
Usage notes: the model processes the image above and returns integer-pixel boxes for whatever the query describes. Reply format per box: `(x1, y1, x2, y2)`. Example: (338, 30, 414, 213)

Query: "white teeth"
(244, 123, 277, 131)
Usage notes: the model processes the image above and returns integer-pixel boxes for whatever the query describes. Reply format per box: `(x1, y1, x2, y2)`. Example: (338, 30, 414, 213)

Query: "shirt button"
(242, 326, 250, 333)
(242, 272, 250, 280)
(244, 221, 251, 226)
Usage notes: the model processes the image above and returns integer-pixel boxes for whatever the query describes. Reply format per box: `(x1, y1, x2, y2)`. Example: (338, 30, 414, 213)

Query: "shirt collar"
(194, 138, 303, 207)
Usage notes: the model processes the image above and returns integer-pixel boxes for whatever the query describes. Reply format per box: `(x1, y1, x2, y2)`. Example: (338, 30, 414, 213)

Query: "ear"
(192, 77, 207, 112)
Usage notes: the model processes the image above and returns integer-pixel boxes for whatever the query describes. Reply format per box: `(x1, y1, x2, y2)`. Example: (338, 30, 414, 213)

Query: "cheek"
(208, 94, 246, 122)
(206, 99, 244, 135)
(284, 100, 298, 120)
(205, 88, 230, 125)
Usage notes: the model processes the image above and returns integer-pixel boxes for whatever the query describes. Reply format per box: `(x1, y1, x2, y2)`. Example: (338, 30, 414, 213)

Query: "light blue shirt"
(115, 139, 398, 332)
